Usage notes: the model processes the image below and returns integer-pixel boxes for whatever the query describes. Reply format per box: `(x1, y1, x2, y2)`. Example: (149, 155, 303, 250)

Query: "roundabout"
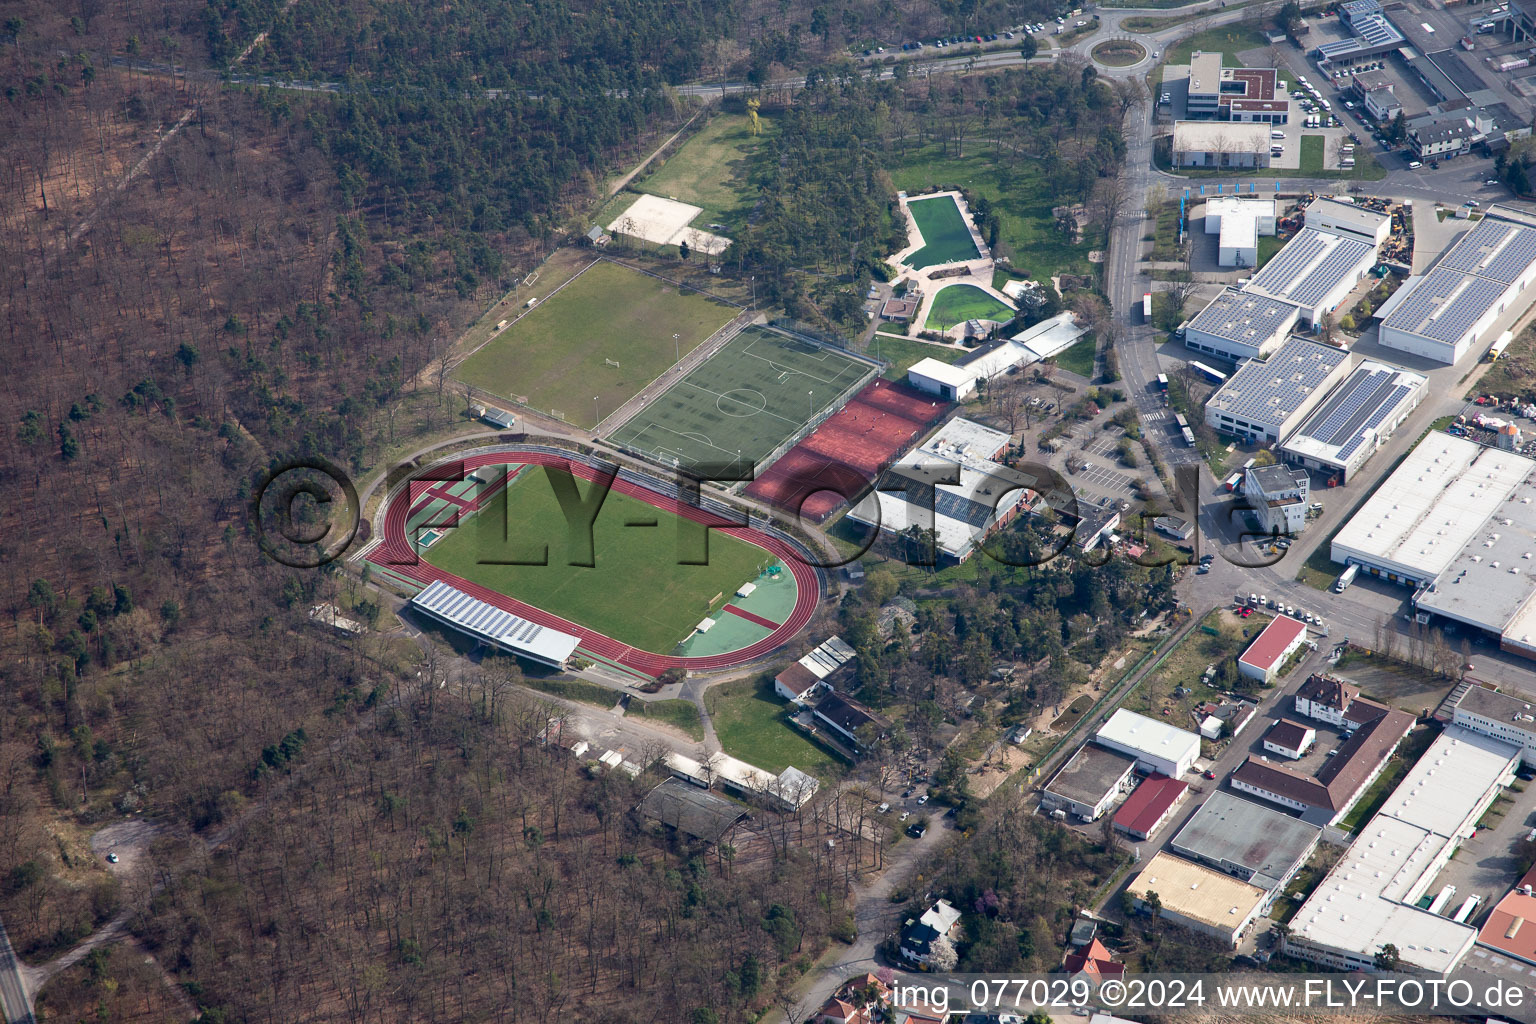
(1090, 38, 1147, 68)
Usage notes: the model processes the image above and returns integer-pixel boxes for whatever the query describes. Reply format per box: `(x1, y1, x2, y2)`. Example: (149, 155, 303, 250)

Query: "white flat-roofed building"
(1242, 226, 1378, 325)
(1285, 726, 1518, 974)
(1379, 210, 1536, 364)
(1206, 197, 1278, 268)
(1041, 743, 1139, 821)
(1204, 337, 1353, 442)
(410, 580, 580, 668)
(1169, 790, 1321, 896)
(1172, 121, 1273, 168)
(1452, 684, 1536, 766)
(1095, 709, 1201, 777)
(907, 357, 976, 401)
(1280, 360, 1427, 483)
(845, 418, 1036, 563)
(1304, 198, 1393, 246)
(1413, 481, 1536, 644)
(1130, 850, 1268, 947)
(1331, 432, 1534, 586)
(1184, 287, 1301, 362)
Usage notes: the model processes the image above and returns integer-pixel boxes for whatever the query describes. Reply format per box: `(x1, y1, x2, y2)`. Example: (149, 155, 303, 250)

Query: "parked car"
(106, 853, 120, 864)
(1203, 769, 1217, 779)
(917, 794, 929, 805)
(907, 823, 927, 838)
(1488, 178, 1501, 185)
(878, 802, 890, 813)
(899, 811, 911, 822)
(1408, 160, 1422, 168)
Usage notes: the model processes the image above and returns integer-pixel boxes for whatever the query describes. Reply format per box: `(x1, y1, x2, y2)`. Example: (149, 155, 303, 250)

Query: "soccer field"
(606, 326, 873, 475)
(901, 195, 981, 269)
(455, 260, 738, 429)
(424, 464, 775, 653)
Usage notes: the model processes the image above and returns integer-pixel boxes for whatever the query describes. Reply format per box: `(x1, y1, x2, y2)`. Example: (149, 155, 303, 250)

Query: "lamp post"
(593, 395, 599, 426)
(674, 332, 681, 362)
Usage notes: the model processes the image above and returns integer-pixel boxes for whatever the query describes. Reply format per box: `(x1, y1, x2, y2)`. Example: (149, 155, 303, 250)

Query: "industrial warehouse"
(1184, 196, 1390, 363)
(1278, 359, 1427, 482)
(1378, 208, 1536, 364)
(1330, 431, 1536, 658)
(1284, 726, 1520, 973)
(1202, 336, 1426, 482)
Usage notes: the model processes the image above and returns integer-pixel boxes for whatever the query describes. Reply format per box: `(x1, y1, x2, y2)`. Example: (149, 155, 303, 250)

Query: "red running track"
(368, 450, 820, 675)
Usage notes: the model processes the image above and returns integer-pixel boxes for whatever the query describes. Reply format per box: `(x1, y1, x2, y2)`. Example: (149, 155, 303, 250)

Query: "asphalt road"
(0, 918, 34, 1024)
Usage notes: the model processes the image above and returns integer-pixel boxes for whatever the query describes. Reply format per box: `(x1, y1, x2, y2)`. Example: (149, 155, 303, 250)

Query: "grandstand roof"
(411, 580, 581, 667)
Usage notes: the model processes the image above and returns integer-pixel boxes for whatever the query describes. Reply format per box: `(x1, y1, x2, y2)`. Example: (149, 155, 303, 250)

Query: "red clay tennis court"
(745, 379, 950, 520)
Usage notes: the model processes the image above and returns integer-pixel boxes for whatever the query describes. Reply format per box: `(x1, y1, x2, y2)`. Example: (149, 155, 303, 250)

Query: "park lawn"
(903, 194, 982, 268)
(1165, 26, 1270, 67)
(870, 334, 966, 380)
(455, 260, 737, 428)
(706, 676, 842, 778)
(635, 113, 770, 229)
(887, 146, 1093, 284)
(925, 284, 1014, 330)
(1051, 338, 1096, 379)
(426, 464, 773, 653)
(629, 698, 705, 741)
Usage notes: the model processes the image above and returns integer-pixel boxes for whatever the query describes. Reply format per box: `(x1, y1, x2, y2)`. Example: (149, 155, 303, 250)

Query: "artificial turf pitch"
(605, 325, 871, 475)
(454, 260, 738, 429)
(901, 194, 981, 269)
(423, 464, 772, 653)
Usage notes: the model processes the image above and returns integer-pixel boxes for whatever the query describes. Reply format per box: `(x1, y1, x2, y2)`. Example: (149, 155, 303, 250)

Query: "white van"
(1321, 98, 1332, 110)
(1272, 129, 1286, 140)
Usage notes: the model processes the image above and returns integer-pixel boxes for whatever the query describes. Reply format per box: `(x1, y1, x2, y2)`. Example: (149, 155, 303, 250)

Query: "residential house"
(899, 899, 963, 966)
(1063, 937, 1126, 980)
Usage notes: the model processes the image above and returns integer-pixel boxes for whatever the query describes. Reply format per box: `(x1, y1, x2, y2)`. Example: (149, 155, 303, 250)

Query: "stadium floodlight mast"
(674, 332, 681, 362)
(808, 389, 813, 422)
(593, 395, 599, 424)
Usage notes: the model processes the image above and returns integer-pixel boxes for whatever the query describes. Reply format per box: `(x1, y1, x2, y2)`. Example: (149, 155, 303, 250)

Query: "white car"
(877, 802, 890, 814)
(106, 853, 119, 864)
(1487, 178, 1501, 185)
(899, 811, 911, 822)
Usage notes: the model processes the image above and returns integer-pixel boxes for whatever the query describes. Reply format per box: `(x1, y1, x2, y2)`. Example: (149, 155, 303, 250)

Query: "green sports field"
(606, 325, 872, 474)
(901, 194, 981, 269)
(925, 284, 1014, 330)
(634, 113, 769, 229)
(425, 465, 774, 652)
(455, 260, 738, 429)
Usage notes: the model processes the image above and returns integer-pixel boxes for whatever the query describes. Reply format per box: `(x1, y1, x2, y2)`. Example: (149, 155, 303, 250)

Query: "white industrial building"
(1094, 709, 1201, 777)
(1284, 726, 1520, 973)
(1279, 360, 1428, 483)
(1204, 337, 1353, 442)
(1171, 121, 1273, 169)
(1304, 198, 1393, 246)
(1041, 743, 1139, 821)
(1241, 226, 1378, 326)
(1205, 197, 1277, 268)
(1452, 685, 1536, 766)
(1378, 209, 1536, 364)
(1183, 287, 1301, 362)
(410, 579, 581, 669)
(906, 358, 976, 401)
(1331, 431, 1535, 586)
